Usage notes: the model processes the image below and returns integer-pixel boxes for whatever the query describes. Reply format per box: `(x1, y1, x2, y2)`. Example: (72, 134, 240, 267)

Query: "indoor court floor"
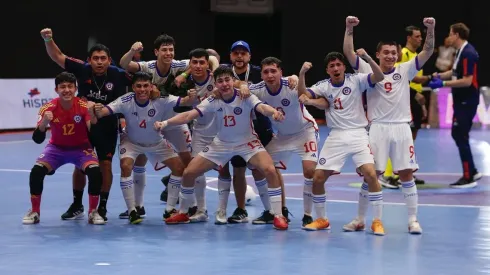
(0, 126, 489, 275)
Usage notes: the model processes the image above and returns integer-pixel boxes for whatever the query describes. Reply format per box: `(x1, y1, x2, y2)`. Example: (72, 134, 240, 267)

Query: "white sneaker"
(22, 210, 40, 224)
(189, 210, 209, 223)
(379, 175, 399, 189)
(88, 210, 105, 225)
(409, 221, 422, 234)
(214, 209, 227, 225)
(342, 218, 365, 232)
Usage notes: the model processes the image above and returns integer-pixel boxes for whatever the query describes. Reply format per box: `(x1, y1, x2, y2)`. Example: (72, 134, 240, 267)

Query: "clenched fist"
(346, 16, 359, 28)
(423, 17, 436, 29)
(42, 111, 53, 125)
(300, 62, 312, 75)
(131, 41, 143, 52)
(40, 28, 53, 41)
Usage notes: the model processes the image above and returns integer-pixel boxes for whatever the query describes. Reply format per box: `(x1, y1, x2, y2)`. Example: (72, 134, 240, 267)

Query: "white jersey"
(355, 56, 419, 123)
(308, 73, 372, 130)
(137, 59, 189, 86)
(190, 72, 218, 137)
(107, 93, 180, 145)
(250, 78, 317, 135)
(195, 91, 262, 146)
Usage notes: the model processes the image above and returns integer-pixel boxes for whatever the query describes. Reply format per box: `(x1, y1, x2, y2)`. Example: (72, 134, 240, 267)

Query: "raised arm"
(416, 17, 436, 67)
(299, 94, 329, 110)
(356, 49, 384, 84)
(255, 103, 285, 122)
(343, 16, 360, 68)
(120, 42, 143, 73)
(298, 62, 314, 98)
(154, 109, 201, 130)
(40, 28, 66, 69)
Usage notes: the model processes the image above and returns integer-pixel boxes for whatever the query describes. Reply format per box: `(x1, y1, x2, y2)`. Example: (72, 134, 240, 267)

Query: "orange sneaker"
(273, 215, 288, 230)
(371, 219, 385, 236)
(303, 218, 330, 231)
(165, 212, 190, 224)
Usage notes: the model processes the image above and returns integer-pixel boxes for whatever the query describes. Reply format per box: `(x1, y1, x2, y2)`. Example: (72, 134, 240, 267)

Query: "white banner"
(0, 79, 57, 130)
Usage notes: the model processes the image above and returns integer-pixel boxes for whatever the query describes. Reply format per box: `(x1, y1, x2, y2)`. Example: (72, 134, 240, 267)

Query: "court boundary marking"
(1, 169, 487, 208)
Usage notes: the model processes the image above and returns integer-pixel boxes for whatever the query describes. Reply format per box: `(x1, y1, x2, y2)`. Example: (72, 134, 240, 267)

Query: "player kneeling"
(155, 66, 289, 230)
(95, 72, 193, 224)
(23, 72, 104, 225)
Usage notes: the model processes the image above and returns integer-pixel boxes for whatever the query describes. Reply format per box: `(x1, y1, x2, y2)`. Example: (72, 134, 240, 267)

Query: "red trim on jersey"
(472, 65, 479, 89)
(463, 58, 468, 76)
(275, 161, 287, 170)
(66, 56, 85, 64)
(300, 103, 318, 131)
(249, 112, 259, 139)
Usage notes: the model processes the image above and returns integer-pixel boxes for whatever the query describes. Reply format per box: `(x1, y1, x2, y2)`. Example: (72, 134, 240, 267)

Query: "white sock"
(313, 193, 327, 219)
(256, 179, 271, 211)
(369, 191, 383, 220)
(268, 187, 282, 216)
(179, 186, 194, 214)
(194, 175, 207, 211)
(217, 177, 231, 211)
(120, 177, 135, 212)
(401, 179, 418, 223)
(132, 166, 146, 207)
(357, 182, 369, 221)
(166, 175, 182, 212)
(303, 178, 313, 215)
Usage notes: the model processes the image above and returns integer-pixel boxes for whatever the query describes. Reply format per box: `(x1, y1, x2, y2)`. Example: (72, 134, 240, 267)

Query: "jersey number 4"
(62, 124, 75, 136)
(139, 119, 147, 128)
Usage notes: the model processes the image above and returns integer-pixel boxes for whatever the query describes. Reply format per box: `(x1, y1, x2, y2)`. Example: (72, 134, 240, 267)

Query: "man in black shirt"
(40, 28, 132, 221)
(428, 22, 482, 188)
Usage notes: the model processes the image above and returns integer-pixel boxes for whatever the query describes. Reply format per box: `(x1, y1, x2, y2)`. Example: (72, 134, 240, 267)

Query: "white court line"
(0, 168, 163, 177)
(205, 173, 490, 209)
(0, 140, 32, 144)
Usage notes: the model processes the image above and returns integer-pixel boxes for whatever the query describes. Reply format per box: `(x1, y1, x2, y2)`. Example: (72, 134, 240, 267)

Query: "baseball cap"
(231, 40, 251, 53)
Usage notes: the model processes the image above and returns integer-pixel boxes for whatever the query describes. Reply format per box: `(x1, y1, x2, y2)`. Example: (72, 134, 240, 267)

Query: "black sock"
(99, 192, 109, 208)
(73, 189, 83, 206)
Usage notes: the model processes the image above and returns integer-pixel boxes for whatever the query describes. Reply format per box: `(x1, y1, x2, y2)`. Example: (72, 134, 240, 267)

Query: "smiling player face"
(132, 80, 152, 103)
(55, 82, 77, 102)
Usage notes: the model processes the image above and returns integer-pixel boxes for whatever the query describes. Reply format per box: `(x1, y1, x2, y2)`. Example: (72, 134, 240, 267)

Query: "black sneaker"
(188, 206, 198, 217)
(163, 208, 177, 220)
(98, 206, 108, 222)
(160, 189, 168, 202)
(302, 214, 313, 227)
(129, 210, 143, 224)
(450, 177, 477, 189)
(119, 206, 146, 219)
(252, 210, 274, 224)
(414, 175, 425, 185)
(161, 174, 171, 187)
(282, 206, 292, 223)
(227, 207, 249, 223)
(61, 203, 84, 220)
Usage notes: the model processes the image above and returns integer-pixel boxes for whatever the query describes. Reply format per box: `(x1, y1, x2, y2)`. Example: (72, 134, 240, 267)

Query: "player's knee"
(398, 169, 413, 182)
(182, 167, 199, 183)
(120, 162, 133, 177)
(134, 154, 148, 166)
(261, 165, 276, 178)
(85, 164, 102, 195)
(29, 164, 48, 195)
(303, 167, 315, 179)
(362, 168, 378, 185)
(312, 170, 327, 186)
(171, 161, 185, 177)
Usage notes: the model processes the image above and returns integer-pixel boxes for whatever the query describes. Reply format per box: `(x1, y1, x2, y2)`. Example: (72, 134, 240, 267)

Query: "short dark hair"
(405, 25, 421, 37)
(132, 71, 152, 84)
(154, 34, 175, 50)
(450, 23, 470, 40)
(55, 72, 77, 86)
(88, 44, 111, 58)
(261, 57, 282, 69)
(189, 48, 209, 60)
(324, 52, 345, 67)
(213, 66, 234, 80)
(376, 40, 398, 52)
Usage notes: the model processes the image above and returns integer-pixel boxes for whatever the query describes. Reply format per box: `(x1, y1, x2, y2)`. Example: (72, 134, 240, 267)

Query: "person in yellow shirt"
(379, 26, 429, 189)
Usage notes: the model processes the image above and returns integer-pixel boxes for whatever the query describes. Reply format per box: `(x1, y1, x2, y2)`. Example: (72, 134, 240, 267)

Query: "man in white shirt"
(154, 66, 289, 230)
(343, 16, 436, 234)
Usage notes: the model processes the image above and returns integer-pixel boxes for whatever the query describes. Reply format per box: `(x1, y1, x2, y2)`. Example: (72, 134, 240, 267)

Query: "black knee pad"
(85, 164, 102, 196)
(29, 164, 48, 195)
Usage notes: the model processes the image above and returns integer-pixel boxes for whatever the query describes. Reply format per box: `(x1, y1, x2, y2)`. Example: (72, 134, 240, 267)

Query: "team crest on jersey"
(148, 109, 156, 117)
(105, 82, 114, 91)
(393, 73, 402, 81)
(234, 107, 243, 115)
(319, 158, 326, 165)
(342, 87, 352, 95)
(73, 115, 82, 123)
(281, 99, 291, 106)
(120, 148, 126, 154)
(207, 85, 214, 91)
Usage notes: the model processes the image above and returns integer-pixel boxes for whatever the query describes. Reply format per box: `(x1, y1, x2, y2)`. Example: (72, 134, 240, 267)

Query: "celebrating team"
(24, 16, 441, 235)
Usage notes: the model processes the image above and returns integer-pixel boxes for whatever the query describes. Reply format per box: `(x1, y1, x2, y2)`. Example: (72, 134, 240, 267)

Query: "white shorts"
(119, 138, 178, 171)
(191, 134, 214, 158)
(266, 127, 319, 169)
(316, 128, 374, 173)
(369, 122, 419, 173)
(199, 139, 266, 169)
(162, 124, 192, 153)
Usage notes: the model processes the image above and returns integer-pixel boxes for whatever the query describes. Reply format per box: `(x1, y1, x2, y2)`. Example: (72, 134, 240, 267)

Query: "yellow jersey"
(396, 47, 423, 93)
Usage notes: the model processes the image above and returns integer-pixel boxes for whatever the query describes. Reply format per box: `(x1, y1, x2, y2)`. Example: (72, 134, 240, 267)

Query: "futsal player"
(23, 72, 105, 225)
(298, 51, 386, 235)
(247, 57, 318, 228)
(155, 66, 289, 230)
(94, 72, 195, 223)
(40, 28, 132, 222)
(428, 22, 482, 188)
(344, 16, 436, 234)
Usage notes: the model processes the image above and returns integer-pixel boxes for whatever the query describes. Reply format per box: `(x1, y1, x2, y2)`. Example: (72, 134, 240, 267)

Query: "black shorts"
(89, 117, 119, 161)
(230, 128, 274, 168)
(410, 88, 423, 130)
